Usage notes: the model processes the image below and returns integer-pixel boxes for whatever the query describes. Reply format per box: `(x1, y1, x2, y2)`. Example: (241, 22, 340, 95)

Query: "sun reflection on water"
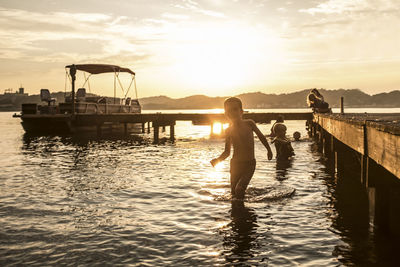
(212, 122, 229, 135)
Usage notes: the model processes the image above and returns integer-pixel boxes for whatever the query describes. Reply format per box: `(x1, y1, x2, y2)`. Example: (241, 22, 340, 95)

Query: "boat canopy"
(65, 64, 135, 75)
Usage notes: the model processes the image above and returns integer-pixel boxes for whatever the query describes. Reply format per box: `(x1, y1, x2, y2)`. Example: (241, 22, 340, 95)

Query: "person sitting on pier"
(270, 115, 284, 137)
(307, 89, 331, 113)
(210, 97, 273, 200)
(271, 123, 295, 161)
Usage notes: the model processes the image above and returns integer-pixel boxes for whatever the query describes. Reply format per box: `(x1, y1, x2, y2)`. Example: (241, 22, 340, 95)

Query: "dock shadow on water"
(313, 144, 400, 266)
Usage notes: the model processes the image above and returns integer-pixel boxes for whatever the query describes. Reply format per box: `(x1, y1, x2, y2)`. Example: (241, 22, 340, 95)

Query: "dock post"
(210, 123, 214, 136)
(147, 122, 150, 134)
(141, 123, 145, 133)
(340, 97, 344, 114)
(326, 135, 336, 174)
(153, 122, 159, 144)
(124, 123, 128, 136)
(323, 130, 331, 158)
(306, 120, 312, 137)
(312, 122, 317, 138)
(366, 159, 389, 229)
(317, 125, 323, 153)
(335, 139, 346, 180)
(365, 159, 400, 234)
(361, 155, 367, 185)
(170, 122, 175, 142)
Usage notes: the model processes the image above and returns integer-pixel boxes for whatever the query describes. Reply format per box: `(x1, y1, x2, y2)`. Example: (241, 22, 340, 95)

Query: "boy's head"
(273, 123, 287, 138)
(224, 97, 243, 121)
(277, 115, 284, 123)
(293, 131, 301, 141)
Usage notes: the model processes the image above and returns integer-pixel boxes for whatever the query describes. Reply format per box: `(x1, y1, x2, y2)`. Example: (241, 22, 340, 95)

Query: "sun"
(163, 22, 285, 95)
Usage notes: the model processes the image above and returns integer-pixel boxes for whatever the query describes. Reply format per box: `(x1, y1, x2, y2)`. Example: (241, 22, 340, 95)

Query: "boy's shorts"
(230, 159, 256, 193)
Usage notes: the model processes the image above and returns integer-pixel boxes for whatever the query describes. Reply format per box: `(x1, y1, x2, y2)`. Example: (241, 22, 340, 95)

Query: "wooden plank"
(367, 123, 400, 179)
(315, 114, 364, 154)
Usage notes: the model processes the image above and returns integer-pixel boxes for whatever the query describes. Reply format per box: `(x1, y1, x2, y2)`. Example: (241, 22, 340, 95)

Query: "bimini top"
(65, 64, 135, 75)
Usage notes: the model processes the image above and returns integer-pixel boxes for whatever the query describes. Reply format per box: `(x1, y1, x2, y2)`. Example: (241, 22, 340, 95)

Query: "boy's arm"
(210, 129, 231, 166)
(249, 120, 273, 160)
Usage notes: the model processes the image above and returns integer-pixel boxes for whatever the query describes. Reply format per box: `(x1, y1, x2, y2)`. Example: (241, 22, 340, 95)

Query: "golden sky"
(0, 0, 399, 98)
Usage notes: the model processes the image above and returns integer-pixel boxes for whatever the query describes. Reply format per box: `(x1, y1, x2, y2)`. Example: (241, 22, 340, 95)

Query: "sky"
(0, 0, 399, 98)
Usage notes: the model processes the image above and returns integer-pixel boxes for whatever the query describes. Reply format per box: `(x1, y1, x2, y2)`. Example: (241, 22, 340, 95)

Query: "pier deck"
(313, 113, 400, 178)
(73, 112, 312, 124)
(311, 112, 400, 235)
(20, 112, 313, 142)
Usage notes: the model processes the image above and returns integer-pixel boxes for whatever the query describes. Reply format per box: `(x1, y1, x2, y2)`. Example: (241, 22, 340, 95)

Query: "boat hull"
(21, 114, 143, 135)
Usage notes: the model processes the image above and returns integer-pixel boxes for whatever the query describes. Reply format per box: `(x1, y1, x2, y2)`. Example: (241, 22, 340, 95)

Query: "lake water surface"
(1, 109, 399, 266)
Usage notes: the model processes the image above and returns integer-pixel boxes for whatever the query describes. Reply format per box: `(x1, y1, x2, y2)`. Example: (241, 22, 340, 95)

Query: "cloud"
(161, 12, 190, 20)
(300, 0, 400, 15)
(0, 6, 154, 65)
(301, 18, 351, 28)
(174, 0, 227, 18)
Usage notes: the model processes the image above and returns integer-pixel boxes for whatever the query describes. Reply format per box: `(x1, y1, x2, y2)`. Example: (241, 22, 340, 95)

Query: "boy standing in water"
(210, 97, 273, 200)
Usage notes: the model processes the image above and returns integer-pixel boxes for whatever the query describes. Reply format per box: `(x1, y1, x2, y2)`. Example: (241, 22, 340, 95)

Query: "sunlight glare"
(212, 122, 229, 135)
(166, 23, 285, 95)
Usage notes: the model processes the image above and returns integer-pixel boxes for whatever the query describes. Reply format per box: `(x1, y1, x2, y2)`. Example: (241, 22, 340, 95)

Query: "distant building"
(2, 87, 28, 96)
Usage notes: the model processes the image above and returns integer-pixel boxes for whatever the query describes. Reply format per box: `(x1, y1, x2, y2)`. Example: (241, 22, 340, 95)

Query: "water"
(1, 109, 399, 266)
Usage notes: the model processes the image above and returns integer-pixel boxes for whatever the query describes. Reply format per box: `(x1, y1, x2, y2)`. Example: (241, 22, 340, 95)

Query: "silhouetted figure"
(210, 97, 273, 200)
(307, 88, 331, 113)
(271, 123, 295, 161)
(270, 115, 284, 137)
(293, 131, 301, 141)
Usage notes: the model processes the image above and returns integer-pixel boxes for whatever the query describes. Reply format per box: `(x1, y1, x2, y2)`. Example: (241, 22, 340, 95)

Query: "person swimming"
(270, 115, 284, 138)
(293, 131, 301, 141)
(271, 123, 295, 161)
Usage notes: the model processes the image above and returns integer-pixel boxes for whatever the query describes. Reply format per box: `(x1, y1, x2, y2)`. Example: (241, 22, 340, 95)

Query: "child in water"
(293, 131, 301, 141)
(271, 123, 295, 161)
(210, 97, 273, 200)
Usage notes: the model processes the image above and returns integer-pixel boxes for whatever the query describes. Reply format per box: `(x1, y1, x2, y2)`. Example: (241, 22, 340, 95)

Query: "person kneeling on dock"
(271, 123, 295, 161)
(210, 97, 273, 200)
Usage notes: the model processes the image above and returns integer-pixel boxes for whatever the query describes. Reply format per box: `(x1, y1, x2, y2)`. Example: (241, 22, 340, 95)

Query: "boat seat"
(76, 88, 86, 102)
(40, 89, 56, 106)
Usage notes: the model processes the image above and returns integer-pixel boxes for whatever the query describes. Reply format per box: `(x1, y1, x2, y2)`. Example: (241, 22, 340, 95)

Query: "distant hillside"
(139, 89, 400, 109)
(2, 88, 400, 111)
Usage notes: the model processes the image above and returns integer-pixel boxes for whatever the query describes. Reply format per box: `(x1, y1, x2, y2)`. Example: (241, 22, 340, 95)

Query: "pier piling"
(313, 112, 400, 236)
(170, 123, 175, 142)
(153, 123, 159, 144)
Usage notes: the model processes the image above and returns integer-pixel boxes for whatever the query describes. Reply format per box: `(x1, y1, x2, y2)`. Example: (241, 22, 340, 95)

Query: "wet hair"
(293, 131, 301, 140)
(224, 97, 243, 110)
(273, 123, 287, 134)
(311, 88, 322, 97)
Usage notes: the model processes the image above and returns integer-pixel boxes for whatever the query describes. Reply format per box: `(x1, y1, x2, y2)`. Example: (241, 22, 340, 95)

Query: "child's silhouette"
(210, 97, 273, 200)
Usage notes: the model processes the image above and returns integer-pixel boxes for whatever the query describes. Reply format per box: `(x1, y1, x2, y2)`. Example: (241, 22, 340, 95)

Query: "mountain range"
(1, 89, 400, 111)
(139, 89, 400, 109)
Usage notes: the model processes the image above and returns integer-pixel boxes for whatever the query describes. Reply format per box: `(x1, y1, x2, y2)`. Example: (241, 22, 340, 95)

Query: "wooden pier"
(310, 112, 400, 235)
